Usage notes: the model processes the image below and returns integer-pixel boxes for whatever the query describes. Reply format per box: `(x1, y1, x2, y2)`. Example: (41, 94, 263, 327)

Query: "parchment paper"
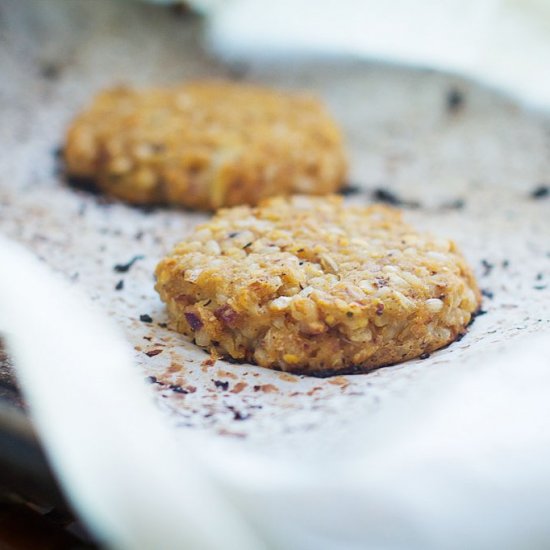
(1, 3, 550, 547)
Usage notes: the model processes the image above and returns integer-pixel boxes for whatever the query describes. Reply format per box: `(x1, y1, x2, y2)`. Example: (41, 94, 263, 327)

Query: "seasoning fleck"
(140, 314, 153, 323)
(40, 62, 61, 80)
(115, 279, 124, 291)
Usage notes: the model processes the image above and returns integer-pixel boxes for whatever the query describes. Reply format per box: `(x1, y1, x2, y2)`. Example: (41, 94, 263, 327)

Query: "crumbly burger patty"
(64, 81, 346, 210)
(155, 196, 481, 375)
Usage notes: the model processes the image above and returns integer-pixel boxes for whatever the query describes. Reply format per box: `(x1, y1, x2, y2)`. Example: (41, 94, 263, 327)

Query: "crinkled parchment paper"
(1, 0, 549, 468)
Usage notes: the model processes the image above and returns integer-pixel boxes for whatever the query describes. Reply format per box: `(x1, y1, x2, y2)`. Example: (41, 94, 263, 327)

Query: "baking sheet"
(1, 0, 549, 467)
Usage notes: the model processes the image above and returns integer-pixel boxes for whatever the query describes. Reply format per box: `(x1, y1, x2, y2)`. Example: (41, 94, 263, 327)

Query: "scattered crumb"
(217, 429, 246, 438)
(216, 369, 237, 379)
(230, 382, 248, 394)
(168, 363, 182, 373)
(328, 376, 350, 387)
(440, 198, 465, 210)
(371, 188, 420, 209)
(338, 183, 362, 196)
(481, 289, 494, 299)
(530, 185, 549, 199)
(253, 384, 279, 393)
(278, 372, 299, 383)
(446, 87, 465, 113)
(213, 380, 229, 391)
(114, 255, 144, 273)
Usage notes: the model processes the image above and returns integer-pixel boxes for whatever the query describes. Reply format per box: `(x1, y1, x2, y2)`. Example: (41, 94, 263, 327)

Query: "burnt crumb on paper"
(338, 183, 362, 196)
(140, 314, 153, 323)
(480, 259, 494, 277)
(114, 255, 144, 273)
(213, 380, 229, 391)
(226, 405, 250, 421)
(475, 309, 488, 316)
(169, 2, 194, 18)
(481, 288, 494, 300)
(115, 279, 124, 291)
(133, 205, 158, 215)
(371, 188, 420, 209)
(40, 62, 62, 81)
(146, 375, 160, 384)
(169, 384, 188, 394)
(530, 185, 549, 199)
(53, 146, 64, 163)
(440, 198, 465, 210)
(446, 87, 465, 113)
(253, 384, 279, 393)
(64, 174, 102, 196)
(217, 429, 247, 439)
(227, 62, 250, 81)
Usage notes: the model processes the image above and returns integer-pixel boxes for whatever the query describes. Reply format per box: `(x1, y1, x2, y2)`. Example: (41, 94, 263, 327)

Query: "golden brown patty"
(155, 196, 481, 376)
(64, 81, 347, 210)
